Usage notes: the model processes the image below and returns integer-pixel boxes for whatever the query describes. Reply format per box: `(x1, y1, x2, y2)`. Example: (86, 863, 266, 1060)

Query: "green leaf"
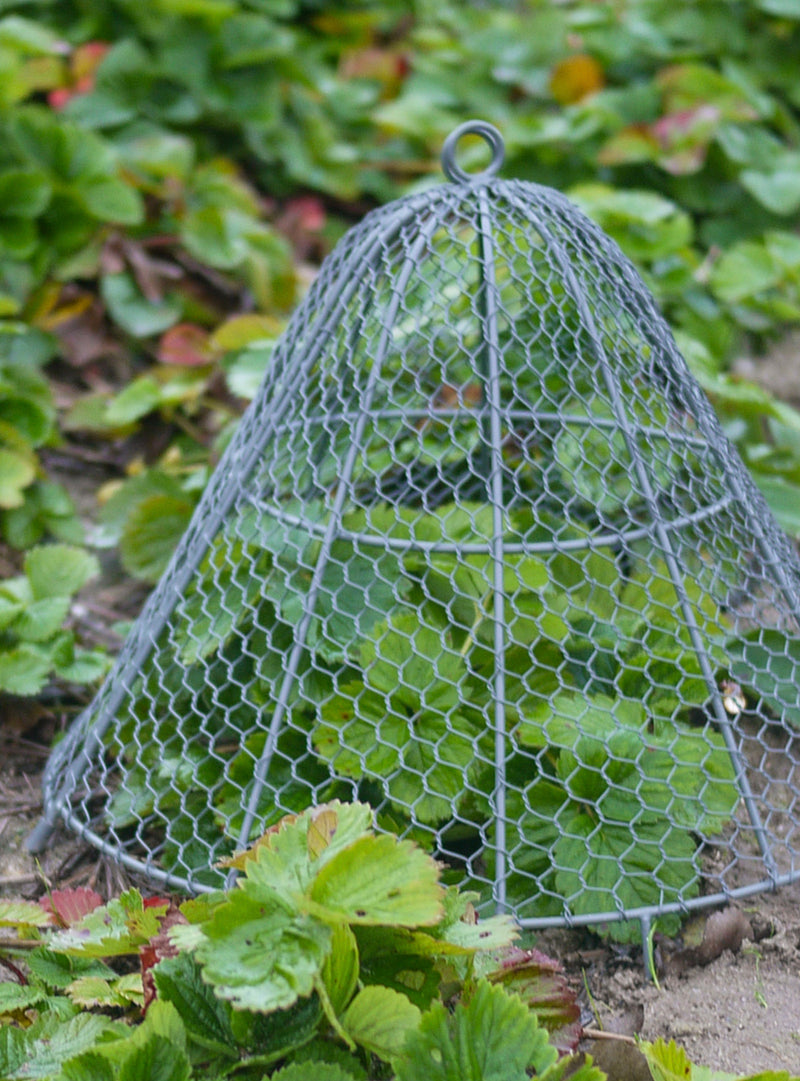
(709, 242, 782, 303)
(25, 545, 100, 599)
(639, 1037, 695, 1081)
(3, 1013, 118, 1079)
(53, 647, 109, 685)
(0, 15, 62, 54)
(179, 205, 239, 268)
(395, 981, 555, 1081)
(0, 900, 54, 927)
(308, 834, 444, 926)
(12, 106, 115, 180)
(94, 470, 187, 546)
(119, 494, 194, 583)
(753, 474, 800, 537)
(353, 929, 441, 1009)
(101, 273, 182, 338)
(264, 531, 409, 664)
(0, 1027, 27, 1079)
(438, 913, 519, 953)
(62, 1003, 191, 1081)
(284, 1040, 370, 1080)
(316, 684, 481, 823)
(0, 170, 51, 217)
(60, 1053, 116, 1081)
(271, 1065, 362, 1081)
(0, 448, 35, 508)
(0, 982, 49, 1014)
(361, 612, 464, 700)
(12, 595, 71, 641)
(132, 998, 188, 1052)
(315, 611, 480, 823)
(0, 216, 37, 259)
(104, 376, 163, 425)
(637, 726, 738, 834)
(0, 589, 25, 630)
(237, 801, 374, 897)
(741, 154, 800, 215)
(342, 985, 421, 1059)
(0, 643, 51, 694)
(223, 342, 275, 398)
(554, 1058, 607, 1081)
(553, 810, 699, 941)
(228, 992, 323, 1062)
(3, 479, 83, 548)
(80, 177, 145, 225)
(568, 184, 693, 261)
(26, 948, 117, 990)
(516, 694, 639, 752)
(727, 629, 800, 728)
(321, 923, 360, 1016)
(153, 951, 238, 1058)
(195, 890, 331, 1012)
(116, 1035, 191, 1081)
(49, 890, 166, 956)
(116, 131, 196, 184)
(66, 974, 140, 1009)
(0, 326, 56, 368)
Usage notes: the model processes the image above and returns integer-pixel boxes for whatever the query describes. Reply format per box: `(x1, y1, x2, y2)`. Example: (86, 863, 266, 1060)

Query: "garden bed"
(2, 719, 799, 1076)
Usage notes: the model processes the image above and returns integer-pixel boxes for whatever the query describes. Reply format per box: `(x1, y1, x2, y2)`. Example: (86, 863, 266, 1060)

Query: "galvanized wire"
(31, 121, 800, 942)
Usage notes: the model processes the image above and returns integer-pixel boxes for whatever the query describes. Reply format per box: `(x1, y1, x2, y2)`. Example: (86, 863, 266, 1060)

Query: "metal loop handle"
(441, 120, 505, 183)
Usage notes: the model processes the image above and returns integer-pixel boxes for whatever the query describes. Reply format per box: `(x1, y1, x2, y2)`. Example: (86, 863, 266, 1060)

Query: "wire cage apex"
(31, 120, 800, 945)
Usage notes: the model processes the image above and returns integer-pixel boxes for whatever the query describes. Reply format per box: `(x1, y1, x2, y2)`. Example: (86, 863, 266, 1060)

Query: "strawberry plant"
(0, 324, 82, 549)
(0, 804, 794, 1080)
(103, 475, 741, 939)
(0, 803, 592, 1081)
(0, 543, 107, 695)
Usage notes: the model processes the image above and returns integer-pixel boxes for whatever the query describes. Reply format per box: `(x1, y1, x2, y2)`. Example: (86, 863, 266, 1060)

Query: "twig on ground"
(582, 1029, 638, 1045)
(0, 873, 41, 887)
(0, 801, 44, 815)
(0, 955, 27, 983)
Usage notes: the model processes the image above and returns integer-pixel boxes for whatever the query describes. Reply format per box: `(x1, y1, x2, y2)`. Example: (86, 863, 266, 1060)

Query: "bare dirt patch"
(558, 885, 800, 1075)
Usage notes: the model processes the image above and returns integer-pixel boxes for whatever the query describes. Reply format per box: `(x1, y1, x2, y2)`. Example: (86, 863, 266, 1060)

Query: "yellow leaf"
(209, 314, 283, 353)
(307, 807, 340, 859)
(549, 54, 604, 105)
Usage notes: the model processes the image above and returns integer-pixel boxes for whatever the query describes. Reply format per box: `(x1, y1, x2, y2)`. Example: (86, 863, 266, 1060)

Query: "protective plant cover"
(32, 122, 800, 942)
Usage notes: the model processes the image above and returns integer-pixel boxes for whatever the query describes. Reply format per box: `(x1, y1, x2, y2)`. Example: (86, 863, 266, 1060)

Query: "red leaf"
(487, 946, 583, 1054)
(47, 43, 110, 111)
(650, 105, 720, 175)
(339, 46, 409, 97)
(39, 887, 104, 928)
(72, 42, 110, 82)
(283, 195, 326, 233)
(47, 87, 74, 111)
(143, 895, 172, 909)
(157, 323, 210, 367)
(140, 904, 187, 1013)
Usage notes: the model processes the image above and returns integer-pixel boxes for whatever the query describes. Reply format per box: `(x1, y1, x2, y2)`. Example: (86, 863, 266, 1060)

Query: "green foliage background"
(3, 0, 800, 680)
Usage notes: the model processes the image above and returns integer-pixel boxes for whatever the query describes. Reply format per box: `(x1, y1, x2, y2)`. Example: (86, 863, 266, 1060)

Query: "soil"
(2, 339, 800, 1077)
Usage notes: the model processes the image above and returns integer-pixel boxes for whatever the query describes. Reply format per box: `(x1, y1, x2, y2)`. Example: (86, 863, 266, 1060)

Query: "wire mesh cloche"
(31, 120, 800, 943)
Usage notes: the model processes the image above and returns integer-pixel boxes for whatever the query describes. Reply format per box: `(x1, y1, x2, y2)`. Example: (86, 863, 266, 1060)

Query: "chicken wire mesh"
(31, 121, 800, 943)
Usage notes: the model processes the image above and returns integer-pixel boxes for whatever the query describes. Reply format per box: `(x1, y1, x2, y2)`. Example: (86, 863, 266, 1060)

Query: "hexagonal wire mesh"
(31, 121, 800, 945)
